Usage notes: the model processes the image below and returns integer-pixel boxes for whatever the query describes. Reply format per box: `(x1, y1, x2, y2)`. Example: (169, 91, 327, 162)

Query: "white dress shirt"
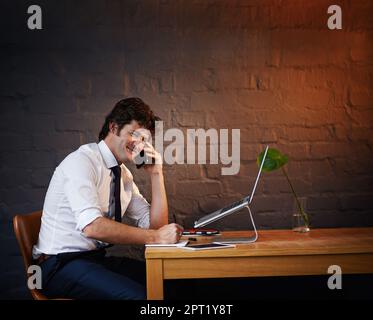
(32, 140, 150, 258)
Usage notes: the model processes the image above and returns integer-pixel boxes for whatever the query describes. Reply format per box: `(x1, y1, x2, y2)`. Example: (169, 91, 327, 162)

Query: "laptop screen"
(249, 145, 269, 204)
(194, 145, 269, 228)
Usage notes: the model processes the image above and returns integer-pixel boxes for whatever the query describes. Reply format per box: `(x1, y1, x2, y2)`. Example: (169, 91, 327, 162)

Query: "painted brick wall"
(0, 0, 372, 298)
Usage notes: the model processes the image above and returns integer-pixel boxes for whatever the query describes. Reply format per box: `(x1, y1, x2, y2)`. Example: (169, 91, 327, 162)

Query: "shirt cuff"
(76, 209, 103, 232)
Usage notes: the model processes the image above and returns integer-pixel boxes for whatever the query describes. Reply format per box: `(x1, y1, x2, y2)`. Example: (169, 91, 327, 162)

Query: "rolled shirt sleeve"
(61, 153, 103, 232)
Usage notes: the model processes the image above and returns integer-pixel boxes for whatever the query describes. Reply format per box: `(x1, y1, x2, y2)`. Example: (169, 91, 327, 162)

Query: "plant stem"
(281, 166, 310, 227)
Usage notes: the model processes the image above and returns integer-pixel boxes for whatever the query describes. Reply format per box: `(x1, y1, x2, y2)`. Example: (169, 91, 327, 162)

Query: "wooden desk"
(145, 228, 373, 300)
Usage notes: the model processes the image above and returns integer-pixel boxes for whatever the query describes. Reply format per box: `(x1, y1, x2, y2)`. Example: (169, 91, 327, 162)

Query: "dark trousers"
(39, 249, 146, 300)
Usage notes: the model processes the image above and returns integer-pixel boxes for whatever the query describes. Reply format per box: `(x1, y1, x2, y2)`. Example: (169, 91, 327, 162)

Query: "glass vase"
(292, 197, 310, 233)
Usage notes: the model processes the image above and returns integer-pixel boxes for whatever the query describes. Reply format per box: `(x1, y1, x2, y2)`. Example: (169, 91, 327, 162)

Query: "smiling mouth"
(126, 142, 140, 154)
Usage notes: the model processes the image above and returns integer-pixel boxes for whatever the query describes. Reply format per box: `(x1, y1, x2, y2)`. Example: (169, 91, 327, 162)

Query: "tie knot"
(111, 166, 121, 178)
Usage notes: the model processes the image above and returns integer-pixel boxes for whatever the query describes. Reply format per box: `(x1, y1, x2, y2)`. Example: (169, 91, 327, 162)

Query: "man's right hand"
(152, 223, 184, 244)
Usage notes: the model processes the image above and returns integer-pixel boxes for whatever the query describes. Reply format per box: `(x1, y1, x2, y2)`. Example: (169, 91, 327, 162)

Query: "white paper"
(181, 243, 235, 250)
(145, 240, 189, 247)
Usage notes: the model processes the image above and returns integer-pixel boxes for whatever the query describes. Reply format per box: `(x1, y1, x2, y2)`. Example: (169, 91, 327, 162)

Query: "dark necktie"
(111, 166, 122, 222)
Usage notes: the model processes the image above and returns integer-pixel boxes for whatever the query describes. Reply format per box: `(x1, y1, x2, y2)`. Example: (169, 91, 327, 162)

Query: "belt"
(36, 254, 52, 265)
(36, 248, 106, 266)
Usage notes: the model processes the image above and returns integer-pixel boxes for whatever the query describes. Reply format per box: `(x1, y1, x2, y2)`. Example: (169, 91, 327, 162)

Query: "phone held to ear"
(134, 149, 154, 169)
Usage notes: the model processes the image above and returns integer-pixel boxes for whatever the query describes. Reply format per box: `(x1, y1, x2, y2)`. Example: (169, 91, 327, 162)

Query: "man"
(32, 97, 183, 300)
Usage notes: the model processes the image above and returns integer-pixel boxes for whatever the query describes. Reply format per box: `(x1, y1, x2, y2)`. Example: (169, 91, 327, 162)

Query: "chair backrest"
(13, 210, 48, 300)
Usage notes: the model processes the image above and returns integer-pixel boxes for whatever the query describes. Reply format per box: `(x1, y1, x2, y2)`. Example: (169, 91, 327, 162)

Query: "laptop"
(193, 145, 269, 244)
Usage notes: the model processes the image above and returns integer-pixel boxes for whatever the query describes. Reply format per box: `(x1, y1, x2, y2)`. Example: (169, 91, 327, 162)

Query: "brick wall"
(0, 0, 372, 298)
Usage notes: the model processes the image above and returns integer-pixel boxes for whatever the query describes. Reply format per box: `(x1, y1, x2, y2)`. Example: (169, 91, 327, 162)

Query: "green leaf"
(257, 148, 288, 172)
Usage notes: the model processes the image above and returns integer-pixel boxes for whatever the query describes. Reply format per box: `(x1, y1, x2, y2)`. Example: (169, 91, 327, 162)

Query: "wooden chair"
(13, 210, 49, 300)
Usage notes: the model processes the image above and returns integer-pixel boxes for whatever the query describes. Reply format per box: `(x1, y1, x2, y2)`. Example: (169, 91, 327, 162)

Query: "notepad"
(145, 240, 189, 247)
(182, 243, 235, 250)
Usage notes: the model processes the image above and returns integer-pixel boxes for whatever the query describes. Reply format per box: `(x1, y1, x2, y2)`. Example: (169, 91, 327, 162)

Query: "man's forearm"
(149, 172, 168, 229)
(83, 217, 157, 245)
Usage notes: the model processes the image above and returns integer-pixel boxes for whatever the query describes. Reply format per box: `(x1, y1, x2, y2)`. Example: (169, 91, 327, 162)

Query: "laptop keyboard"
(196, 198, 248, 225)
(221, 198, 246, 213)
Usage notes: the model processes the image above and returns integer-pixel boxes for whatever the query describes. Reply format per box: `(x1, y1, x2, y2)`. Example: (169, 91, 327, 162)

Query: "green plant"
(257, 148, 310, 227)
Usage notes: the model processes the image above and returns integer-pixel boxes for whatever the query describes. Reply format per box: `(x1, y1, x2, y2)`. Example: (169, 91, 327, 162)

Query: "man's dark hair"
(99, 97, 157, 141)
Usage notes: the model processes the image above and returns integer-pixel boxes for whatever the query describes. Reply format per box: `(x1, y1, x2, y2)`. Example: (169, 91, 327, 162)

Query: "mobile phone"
(134, 149, 154, 169)
(182, 228, 220, 236)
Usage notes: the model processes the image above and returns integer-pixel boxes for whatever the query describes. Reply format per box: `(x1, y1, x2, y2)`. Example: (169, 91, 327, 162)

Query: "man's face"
(107, 120, 151, 164)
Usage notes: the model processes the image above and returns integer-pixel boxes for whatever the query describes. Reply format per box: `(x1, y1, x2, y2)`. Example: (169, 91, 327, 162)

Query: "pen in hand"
(173, 213, 184, 230)
(171, 215, 197, 242)
(173, 213, 184, 239)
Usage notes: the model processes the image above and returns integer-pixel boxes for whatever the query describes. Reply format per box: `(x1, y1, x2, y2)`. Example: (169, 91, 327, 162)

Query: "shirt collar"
(98, 140, 119, 169)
